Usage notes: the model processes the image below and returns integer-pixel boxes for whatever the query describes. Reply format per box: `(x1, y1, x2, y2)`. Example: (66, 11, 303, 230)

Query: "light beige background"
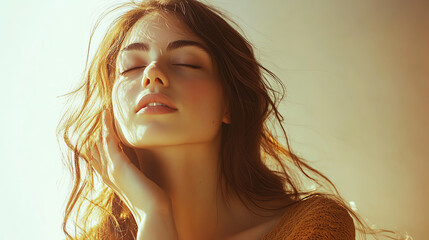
(0, 0, 427, 239)
(213, 1, 428, 239)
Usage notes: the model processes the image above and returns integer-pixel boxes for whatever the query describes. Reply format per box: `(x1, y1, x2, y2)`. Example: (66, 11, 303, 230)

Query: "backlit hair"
(57, 0, 410, 239)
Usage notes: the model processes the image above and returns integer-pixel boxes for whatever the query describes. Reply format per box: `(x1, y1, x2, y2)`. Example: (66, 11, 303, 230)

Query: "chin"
(126, 133, 186, 148)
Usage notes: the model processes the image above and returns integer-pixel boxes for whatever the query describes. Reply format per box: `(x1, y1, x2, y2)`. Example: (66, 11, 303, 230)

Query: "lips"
(135, 93, 177, 113)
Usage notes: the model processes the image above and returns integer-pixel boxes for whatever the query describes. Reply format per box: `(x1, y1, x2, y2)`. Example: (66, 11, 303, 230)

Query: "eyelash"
(119, 64, 201, 75)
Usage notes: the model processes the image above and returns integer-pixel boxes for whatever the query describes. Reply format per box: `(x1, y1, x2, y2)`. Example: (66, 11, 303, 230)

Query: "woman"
(57, 0, 409, 239)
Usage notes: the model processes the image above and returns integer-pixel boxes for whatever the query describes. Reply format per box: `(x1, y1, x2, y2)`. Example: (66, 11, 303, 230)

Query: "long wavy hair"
(57, 0, 411, 239)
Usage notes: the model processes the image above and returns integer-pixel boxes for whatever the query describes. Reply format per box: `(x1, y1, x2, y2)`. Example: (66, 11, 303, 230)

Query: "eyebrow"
(120, 40, 210, 55)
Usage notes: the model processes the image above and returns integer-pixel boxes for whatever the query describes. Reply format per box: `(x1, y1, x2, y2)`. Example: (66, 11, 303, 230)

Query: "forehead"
(122, 12, 200, 48)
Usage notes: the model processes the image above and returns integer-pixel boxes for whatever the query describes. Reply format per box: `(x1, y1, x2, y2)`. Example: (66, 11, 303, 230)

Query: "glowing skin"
(112, 13, 229, 148)
(110, 12, 282, 240)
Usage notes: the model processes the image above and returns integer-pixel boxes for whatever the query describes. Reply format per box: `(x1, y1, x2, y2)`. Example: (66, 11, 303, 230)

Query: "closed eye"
(174, 64, 201, 69)
(120, 66, 146, 75)
(120, 64, 201, 75)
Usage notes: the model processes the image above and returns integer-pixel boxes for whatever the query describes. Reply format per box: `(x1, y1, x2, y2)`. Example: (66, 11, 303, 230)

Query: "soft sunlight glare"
(1, 0, 426, 239)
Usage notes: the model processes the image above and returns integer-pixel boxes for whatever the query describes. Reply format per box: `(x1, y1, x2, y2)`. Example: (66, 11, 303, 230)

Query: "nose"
(142, 62, 169, 90)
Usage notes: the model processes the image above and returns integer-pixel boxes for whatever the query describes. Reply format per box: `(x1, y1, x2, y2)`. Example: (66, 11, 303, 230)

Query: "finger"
(94, 141, 108, 176)
(99, 110, 130, 179)
(102, 110, 124, 157)
(91, 141, 111, 184)
(94, 139, 134, 211)
(89, 143, 101, 172)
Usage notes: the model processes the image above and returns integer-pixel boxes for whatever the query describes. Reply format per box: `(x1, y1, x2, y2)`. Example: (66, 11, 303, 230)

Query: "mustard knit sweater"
(261, 196, 356, 240)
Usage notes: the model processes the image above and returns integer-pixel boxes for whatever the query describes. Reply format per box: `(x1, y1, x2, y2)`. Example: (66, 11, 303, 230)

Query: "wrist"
(131, 200, 173, 224)
(137, 209, 178, 240)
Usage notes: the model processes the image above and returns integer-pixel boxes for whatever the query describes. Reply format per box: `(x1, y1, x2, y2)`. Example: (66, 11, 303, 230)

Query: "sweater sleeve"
(288, 197, 355, 240)
(262, 196, 356, 240)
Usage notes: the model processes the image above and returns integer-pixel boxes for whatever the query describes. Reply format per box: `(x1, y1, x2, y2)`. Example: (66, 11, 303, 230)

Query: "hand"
(90, 109, 178, 239)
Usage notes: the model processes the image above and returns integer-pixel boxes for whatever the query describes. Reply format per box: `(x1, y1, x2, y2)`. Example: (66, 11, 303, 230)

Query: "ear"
(222, 105, 231, 124)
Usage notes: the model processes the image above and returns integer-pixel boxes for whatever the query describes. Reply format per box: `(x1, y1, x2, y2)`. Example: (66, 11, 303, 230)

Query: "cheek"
(113, 80, 138, 111)
(112, 80, 141, 145)
(180, 78, 224, 116)
(112, 80, 139, 128)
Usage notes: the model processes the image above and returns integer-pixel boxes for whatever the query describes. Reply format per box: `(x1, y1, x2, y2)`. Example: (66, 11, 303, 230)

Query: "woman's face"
(112, 12, 229, 148)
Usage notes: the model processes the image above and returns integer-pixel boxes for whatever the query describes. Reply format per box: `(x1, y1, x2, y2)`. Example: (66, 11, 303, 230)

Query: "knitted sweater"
(261, 196, 355, 240)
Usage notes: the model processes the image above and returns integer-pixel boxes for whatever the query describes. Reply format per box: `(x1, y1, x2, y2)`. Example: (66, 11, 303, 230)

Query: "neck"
(133, 136, 248, 239)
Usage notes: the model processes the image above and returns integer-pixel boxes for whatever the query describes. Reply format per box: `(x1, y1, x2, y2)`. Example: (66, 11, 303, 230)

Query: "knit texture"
(261, 196, 355, 240)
